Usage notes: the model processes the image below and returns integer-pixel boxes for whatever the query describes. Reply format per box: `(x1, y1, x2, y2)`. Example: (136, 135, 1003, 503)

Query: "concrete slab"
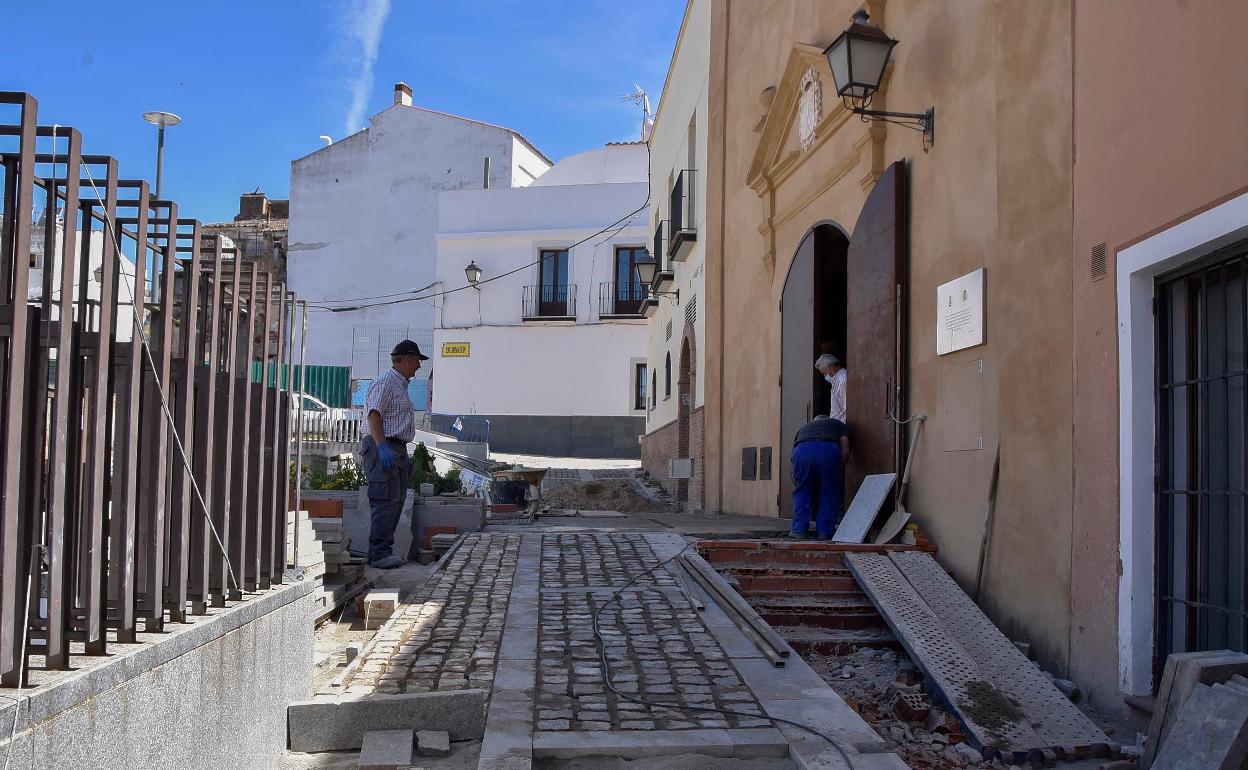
(1147, 650, 1248, 765)
(287, 690, 487, 752)
(358, 729, 412, 769)
(1151, 683, 1248, 769)
(532, 728, 789, 760)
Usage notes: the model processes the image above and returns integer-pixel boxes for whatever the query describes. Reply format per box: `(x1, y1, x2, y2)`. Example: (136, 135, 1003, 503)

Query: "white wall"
(433, 324, 646, 417)
(529, 143, 648, 187)
(644, 0, 710, 434)
(433, 144, 650, 419)
(287, 103, 551, 370)
(29, 229, 136, 342)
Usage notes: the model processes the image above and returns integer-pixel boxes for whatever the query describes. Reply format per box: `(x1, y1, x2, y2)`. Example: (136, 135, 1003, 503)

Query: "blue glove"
(377, 443, 397, 471)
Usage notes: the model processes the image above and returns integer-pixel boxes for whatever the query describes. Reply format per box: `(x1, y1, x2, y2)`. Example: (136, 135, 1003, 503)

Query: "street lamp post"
(142, 111, 181, 198)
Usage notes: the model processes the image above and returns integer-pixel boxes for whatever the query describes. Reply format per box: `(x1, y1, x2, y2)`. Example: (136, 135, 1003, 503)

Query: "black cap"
(390, 339, 429, 360)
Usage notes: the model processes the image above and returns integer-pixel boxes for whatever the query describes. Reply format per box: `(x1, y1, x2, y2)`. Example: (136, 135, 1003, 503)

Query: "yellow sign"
(441, 342, 470, 358)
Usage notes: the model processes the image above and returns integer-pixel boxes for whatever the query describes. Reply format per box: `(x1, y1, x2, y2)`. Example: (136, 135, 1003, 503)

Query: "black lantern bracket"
(648, 287, 680, 306)
(844, 99, 934, 149)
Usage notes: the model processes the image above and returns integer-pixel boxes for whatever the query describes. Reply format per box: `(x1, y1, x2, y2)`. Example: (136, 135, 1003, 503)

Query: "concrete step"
(732, 571, 860, 594)
(750, 595, 887, 631)
(774, 625, 900, 656)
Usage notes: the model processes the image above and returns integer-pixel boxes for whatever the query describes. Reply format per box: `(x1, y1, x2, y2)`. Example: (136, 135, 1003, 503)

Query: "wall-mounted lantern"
(464, 260, 482, 287)
(824, 9, 934, 146)
(634, 255, 679, 306)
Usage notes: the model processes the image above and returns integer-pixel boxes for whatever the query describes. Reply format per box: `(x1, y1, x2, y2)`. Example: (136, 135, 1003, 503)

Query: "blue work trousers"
(791, 441, 844, 538)
(361, 436, 412, 563)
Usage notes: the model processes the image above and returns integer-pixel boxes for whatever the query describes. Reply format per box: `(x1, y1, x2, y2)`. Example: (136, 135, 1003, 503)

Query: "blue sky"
(1, 1, 683, 223)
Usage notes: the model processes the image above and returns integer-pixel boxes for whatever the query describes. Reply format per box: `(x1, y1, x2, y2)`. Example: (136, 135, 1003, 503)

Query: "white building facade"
(640, 0, 709, 507)
(287, 83, 551, 408)
(433, 144, 650, 458)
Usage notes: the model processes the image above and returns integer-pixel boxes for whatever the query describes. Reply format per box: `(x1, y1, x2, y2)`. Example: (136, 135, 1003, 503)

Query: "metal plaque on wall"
(936, 268, 985, 355)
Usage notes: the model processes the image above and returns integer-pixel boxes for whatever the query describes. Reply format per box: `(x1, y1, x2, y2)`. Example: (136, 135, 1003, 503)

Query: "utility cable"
(590, 538, 860, 769)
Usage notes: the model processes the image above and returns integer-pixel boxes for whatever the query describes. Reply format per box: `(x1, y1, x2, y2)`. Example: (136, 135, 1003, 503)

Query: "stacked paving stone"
(535, 533, 771, 733)
(342, 533, 520, 695)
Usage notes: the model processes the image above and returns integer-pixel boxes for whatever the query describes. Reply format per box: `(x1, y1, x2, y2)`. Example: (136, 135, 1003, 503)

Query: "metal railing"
(598, 281, 645, 316)
(295, 407, 364, 446)
(0, 92, 302, 686)
(669, 169, 696, 253)
(653, 220, 667, 269)
(522, 283, 576, 319)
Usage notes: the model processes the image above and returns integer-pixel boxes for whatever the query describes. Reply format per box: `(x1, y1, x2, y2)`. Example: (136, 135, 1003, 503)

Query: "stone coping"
(0, 579, 313, 734)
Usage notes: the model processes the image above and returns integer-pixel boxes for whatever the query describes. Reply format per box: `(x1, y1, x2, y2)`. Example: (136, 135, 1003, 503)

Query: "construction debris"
(540, 479, 677, 513)
(845, 551, 1112, 762)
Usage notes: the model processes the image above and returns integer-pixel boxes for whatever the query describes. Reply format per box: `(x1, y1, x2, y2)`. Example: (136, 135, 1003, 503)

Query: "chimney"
(394, 82, 413, 107)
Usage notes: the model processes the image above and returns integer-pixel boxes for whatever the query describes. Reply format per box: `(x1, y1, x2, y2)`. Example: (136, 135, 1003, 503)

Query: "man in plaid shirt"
(361, 339, 427, 568)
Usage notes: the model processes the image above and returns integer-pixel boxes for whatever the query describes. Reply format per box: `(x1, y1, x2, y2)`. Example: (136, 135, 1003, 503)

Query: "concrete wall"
(1071, 0, 1248, 704)
(432, 145, 650, 456)
(287, 103, 551, 368)
(705, 0, 1076, 677)
(483, 414, 645, 459)
(641, 0, 710, 507)
(0, 582, 313, 770)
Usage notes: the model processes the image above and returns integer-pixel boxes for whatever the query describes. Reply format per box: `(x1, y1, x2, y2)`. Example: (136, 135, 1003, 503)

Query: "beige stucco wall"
(1071, 0, 1248, 706)
(706, 0, 1076, 675)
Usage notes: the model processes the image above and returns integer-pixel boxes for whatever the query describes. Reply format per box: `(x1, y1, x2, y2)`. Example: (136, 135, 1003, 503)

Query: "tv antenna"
(620, 84, 653, 140)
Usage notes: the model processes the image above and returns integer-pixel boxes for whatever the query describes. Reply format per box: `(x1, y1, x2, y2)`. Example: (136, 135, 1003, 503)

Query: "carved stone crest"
(798, 67, 821, 151)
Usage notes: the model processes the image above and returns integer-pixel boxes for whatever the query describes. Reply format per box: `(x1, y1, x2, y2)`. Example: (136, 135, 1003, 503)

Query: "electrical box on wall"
(669, 458, 694, 479)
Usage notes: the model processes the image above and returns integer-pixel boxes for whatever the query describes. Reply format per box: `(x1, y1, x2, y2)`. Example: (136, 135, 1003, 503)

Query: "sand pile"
(542, 480, 677, 514)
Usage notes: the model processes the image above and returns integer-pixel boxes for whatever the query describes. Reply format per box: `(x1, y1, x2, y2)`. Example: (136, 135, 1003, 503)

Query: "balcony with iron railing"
(668, 169, 697, 261)
(598, 281, 646, 318)
(650, 220, 675, 292)
(522, 283, 576, 320)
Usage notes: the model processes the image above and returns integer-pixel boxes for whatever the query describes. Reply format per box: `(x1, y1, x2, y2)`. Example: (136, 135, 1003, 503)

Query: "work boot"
(370, 554, 407, 569)
(786, 531, 806, 540)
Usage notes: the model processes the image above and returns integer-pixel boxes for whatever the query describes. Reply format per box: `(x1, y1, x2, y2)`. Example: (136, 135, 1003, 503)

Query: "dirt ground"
(541, 479, 679, 514)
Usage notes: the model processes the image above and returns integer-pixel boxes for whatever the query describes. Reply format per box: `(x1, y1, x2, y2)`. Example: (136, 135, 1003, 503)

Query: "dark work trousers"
(361, 435, 412, 563)
(791, 440, 844, 538)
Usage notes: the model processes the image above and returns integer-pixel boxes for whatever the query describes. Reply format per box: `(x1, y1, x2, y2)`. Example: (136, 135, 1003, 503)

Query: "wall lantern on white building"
(464, 260, 483, 287)
(824, 9, 934, 146)
(634, 255, 680, 305)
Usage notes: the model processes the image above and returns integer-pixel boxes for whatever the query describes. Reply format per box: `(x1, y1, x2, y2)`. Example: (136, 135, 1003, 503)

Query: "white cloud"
(340, 0, 392, 135)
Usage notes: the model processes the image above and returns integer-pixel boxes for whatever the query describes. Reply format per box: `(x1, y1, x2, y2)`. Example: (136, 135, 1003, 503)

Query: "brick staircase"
(697, 540, 936, 656)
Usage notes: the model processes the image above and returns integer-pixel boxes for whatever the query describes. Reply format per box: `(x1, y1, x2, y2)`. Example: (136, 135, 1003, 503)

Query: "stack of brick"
(287, 499, 367, 615)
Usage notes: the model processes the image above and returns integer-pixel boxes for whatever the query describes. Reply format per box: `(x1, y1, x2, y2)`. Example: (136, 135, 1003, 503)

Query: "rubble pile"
(809, 648, 1007, 770)
(541, 480, 677, 513)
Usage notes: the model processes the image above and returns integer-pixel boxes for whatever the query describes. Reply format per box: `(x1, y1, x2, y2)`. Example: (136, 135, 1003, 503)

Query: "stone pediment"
(746, 44, 854, 194)
(746, 43, 888, 272)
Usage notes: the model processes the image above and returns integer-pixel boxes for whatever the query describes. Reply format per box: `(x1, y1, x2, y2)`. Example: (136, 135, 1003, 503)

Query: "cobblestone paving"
(535, 534, 771, 732)
(342, 533, 519, 694)
(541, 533, 676, 589)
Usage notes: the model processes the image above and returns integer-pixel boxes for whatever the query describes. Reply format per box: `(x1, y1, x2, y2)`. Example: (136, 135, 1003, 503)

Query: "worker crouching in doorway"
(790, 415, 851, 540)
(361, 339, 427, 568)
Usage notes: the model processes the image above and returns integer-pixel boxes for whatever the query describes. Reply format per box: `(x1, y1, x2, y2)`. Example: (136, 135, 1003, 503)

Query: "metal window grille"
(1155, 241, 1248, 682)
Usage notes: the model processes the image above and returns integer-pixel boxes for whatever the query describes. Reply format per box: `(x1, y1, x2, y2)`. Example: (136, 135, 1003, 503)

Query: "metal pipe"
(680, 555, 790, 659)
(293, 300, 308, 568)
(483, 156, 490, 189)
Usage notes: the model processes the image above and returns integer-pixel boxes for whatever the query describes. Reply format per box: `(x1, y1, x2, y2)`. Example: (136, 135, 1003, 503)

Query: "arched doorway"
(677, 327, 696, 504)
(780, 223, 849, 518)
